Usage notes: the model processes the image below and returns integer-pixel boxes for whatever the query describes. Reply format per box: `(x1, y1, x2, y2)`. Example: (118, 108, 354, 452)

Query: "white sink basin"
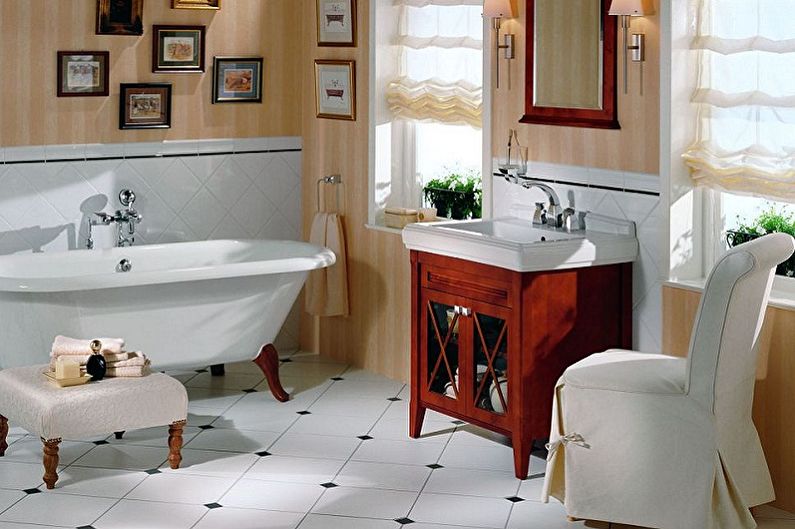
(402, 216, 638, 272)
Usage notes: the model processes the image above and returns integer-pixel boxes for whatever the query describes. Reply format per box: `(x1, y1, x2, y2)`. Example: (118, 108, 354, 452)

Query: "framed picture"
(96, 0, 143, 36)
(152, 25, 205, 73)
(57, 51, 110, 97)
(172, 0, 220, 9)
(316, 0, 356, 46)
(212, 57, 263, 103)
(315, 60, 356, 121)
(119, 83, 172, 129)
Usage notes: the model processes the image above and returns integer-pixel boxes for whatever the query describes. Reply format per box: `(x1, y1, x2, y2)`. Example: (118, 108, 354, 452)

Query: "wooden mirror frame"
(520, 0, 619, 130)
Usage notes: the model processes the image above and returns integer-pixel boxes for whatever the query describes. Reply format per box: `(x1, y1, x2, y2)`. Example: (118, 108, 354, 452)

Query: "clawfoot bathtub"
(0, 240, 335, 402)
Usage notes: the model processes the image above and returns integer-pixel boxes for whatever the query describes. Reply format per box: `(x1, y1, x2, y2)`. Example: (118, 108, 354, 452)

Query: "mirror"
(521, 0, 619, 129)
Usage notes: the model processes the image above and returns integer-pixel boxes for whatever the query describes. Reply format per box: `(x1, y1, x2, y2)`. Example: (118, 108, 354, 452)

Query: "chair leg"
(253, 344, 290, 402)
(168, 421, 186, 470)
(0, 415, 8, 457)
(42, 438, 60, 489)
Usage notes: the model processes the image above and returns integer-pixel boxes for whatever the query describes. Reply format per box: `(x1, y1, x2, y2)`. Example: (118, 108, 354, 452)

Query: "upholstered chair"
(542, 232, 795, 529)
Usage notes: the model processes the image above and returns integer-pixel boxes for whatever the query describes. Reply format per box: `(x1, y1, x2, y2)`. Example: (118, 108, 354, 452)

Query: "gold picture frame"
(172, 0, 220, 9)
(314, 60, 356, 121)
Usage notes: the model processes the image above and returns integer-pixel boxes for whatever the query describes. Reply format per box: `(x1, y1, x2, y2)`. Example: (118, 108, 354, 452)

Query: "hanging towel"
(306, 212, 349, 317)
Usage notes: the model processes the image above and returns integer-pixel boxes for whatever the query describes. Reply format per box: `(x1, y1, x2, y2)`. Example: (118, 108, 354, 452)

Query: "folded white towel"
(51, 336, 125, 357)
(107, 352, 148, 368)
(106, 360, 151, 378)
(48, 351, 131, 370)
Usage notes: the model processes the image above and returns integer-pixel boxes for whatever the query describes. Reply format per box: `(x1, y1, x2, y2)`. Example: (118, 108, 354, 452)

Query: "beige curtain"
(682, 0, 795, 201)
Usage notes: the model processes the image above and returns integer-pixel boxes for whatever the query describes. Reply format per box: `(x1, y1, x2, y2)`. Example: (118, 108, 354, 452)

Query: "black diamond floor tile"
(394, 517, 414, 524)
(255, 451, 271, 457)
(330, 377, 345, 381)
(93, 440, 109, 446)
(296, 410, 312, 415)
(280, 358, 293, 363)
(505, 496, 525, 503)
(242, 389, 257, 393)
(76, 525, 96, 529)
(198, 424, 215, 430)
(22, 488, 41, 495)
(426, 463, 444, 469)
(357, 435, 373, 441)
(387, 397, 402, 402)
(145, 469, 162, 475)
(320, 482, 338, 488)
(204, 502, 223, 509)
(450, 420, 466, 425)
(195, 369, 208, 373)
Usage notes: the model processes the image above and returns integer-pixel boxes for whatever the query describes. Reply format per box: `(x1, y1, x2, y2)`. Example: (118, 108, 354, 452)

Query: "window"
(370, 0, 484, 226)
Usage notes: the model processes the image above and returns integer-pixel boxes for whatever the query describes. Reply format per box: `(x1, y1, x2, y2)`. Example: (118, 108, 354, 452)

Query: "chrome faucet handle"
(119, 189, 136, 208)
(92, 211, 115, 225)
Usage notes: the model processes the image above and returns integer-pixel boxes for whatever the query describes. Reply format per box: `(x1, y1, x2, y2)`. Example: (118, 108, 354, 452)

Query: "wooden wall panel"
(493, 0, 660, 174)
(0, 0, 301, 147)
(663, 284, 795, 513)
(300, 0, 412, 381)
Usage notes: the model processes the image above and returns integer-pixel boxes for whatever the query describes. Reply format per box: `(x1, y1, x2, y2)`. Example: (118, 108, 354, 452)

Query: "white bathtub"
(0, 240, 334, 375)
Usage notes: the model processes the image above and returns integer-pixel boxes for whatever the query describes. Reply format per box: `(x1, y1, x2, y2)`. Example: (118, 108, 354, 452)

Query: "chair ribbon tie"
(545, 433, 590, 461)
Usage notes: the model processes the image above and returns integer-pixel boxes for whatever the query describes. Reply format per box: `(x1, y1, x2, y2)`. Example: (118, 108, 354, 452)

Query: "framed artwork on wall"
(212, 57, 263, 103)
(316, 0, 356, 47)
(172, 0, 220, 9)
(119, 83, 172, 129)
(57, 51, 110, 97)
(152, 25, 206, 73)
(314, 60, 356, 121)
(96, 0, 144, 36)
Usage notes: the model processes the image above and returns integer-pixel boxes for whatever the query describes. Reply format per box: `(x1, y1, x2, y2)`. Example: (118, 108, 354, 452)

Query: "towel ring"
(316, 174, 346, 213)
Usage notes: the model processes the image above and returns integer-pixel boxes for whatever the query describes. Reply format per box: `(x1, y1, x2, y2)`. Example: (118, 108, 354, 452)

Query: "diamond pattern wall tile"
(182, 155, 227, 184)
(127, 157, 176, 189)
(180, 188, 227, 240)
(205, 158, 252, 210)
(230, 186, 277, 238)
(234, 152, 273, 181)
(154, 159, 203, 214)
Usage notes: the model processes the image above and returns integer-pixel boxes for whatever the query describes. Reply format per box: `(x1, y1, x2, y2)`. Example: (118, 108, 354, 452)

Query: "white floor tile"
(245, 455, 345, 484)
(406, 525, 486, 529)
(1, 438, 95, 466)
(193, 507, 303, 529)
(308, 396, 391, 419)
(352, 438, 446, 466)
(410, 492, 513, 528)
(126, 472, 236, 504)
(186, 372, 264, 391)
(298, 514, 398, 529)
(0, 490, 24, 514)
(517, 476, 546, 502)
(439, 436, 517, 473)
(269, 433, 361, 460)
(184, 428, 280, 453)
(0, 461, 46, 490)
(221, 479, 324, 512)
(0, 493, 116, 527)
(287, 414, 377, 438)
(71, 443, 169, 471)
(321, 379, 405, 400)
(51, 467, 147, 498)
(335, 460, 431, 491)
(111, 426, 200, 448)
(211, 407, 300, 433)
(278, 361, 347, 379)
(161, 449, 259, 478)
(0, 523, 70, 529)
(93, 499, 207, 529)
(507, 500, 609, 529)
(368, 417, 454, 443)
(424, 467, 521, 497)
(311, 486, 418, 519)
(223, 361, 268, 376)
(186, 387, 246, 410)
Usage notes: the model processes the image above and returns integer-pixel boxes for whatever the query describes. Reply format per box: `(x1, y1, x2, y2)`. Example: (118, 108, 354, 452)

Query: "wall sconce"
(484, 0, 516, 89)
(608, 0, 654, 95)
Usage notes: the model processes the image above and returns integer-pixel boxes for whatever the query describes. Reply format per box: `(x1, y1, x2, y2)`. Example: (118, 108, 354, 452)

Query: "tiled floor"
(1, 351, 793, 529)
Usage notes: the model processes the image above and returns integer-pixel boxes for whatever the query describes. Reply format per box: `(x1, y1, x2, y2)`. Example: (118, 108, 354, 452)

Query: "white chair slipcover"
(542, 232, 795, 529)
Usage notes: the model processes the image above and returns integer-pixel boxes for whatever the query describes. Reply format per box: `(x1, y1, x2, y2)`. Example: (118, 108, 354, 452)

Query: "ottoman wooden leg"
(168, 421, 186, 470)
(0, 415, 8, 457)
(42, 438, 61, 489)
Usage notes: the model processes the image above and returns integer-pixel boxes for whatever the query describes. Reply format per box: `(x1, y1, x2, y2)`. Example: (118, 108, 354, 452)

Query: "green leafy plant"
(423, 169, 482, 220)
(728, 206, 795, 276)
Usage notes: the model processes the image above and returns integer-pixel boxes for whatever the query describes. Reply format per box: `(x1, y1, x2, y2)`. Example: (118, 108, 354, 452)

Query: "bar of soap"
(55, 357, 80, 380)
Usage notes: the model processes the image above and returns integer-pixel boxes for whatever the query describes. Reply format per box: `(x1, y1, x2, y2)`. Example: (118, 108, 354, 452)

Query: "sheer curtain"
(386, 0, 483, 128)
(683, 0, 795, 201)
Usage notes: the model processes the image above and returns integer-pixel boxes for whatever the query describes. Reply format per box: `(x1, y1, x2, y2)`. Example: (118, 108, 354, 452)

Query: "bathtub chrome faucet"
(86, 189, 143, 249)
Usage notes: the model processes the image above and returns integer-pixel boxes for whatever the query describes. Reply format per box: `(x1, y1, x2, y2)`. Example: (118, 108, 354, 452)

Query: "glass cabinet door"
(422, 296, 463, 404)
(471, 309, 509, 417)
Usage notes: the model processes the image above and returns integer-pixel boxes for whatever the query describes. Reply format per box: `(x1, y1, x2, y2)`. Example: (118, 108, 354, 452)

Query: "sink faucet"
(520, 180, 563, 228)
(86, 189, 143, 249)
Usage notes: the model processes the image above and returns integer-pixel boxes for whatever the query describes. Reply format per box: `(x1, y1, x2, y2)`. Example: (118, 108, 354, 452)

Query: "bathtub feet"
(210, 364, 226, 377)
(253, 344, 290, 402)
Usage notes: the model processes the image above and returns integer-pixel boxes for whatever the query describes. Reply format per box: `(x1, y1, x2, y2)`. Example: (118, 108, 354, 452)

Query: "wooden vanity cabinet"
(409, 250, 632, 479)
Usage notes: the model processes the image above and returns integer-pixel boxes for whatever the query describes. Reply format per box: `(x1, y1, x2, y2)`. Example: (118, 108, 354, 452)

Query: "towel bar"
(317, 174, 346, 213)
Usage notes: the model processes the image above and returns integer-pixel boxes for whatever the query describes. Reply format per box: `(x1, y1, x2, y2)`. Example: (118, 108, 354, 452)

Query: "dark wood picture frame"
(57, 51, 110, 97)
(96, 0, 144, 36)
(119, 83, 172, 129)
(172, 0, 220, 9)
(316, 0, 357, 47)
(314, 59, 356, 121)
(152, 25, 206, 73)
(520, 0, 619, 129)
(212, 57, 264, 103)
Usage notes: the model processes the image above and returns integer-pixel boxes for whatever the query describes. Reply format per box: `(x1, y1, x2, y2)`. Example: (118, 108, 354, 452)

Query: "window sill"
(665, 276, 795, 311)
(364, 223, 404, 236)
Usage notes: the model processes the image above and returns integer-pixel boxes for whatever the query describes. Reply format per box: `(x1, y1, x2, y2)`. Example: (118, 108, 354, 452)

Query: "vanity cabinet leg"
(42, 438, 60, 489)
(210, 364, 225, 377)
(253, 344, 290, 402)
(512, 434, 532, 479)
(0, 415, 8, 456)
(409, 400, 426, 438)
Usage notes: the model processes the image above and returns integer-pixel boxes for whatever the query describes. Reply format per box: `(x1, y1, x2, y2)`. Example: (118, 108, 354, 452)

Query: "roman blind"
(683, 0, 795, 200)
(386, 0, 483, 128)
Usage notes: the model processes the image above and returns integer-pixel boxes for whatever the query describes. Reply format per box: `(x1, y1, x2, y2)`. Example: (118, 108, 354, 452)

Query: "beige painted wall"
(493, 0, 660, 174)
(0, 0, 301, 147)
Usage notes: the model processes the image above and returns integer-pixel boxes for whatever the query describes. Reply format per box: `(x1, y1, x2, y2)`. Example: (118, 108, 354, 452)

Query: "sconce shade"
(483, 0, 515, 18)
(608, 0, 654, 16)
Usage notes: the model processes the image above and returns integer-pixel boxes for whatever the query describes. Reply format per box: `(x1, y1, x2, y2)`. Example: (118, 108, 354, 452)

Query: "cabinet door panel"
(419, 289, 470, 414)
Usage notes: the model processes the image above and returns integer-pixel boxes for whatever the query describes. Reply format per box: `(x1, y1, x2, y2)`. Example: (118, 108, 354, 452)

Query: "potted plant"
(423, 170, 482, 220)
(727, 206, 795, 277)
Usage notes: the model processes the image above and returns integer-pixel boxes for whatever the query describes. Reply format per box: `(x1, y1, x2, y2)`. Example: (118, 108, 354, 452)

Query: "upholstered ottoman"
(0, 365, 188, 489)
